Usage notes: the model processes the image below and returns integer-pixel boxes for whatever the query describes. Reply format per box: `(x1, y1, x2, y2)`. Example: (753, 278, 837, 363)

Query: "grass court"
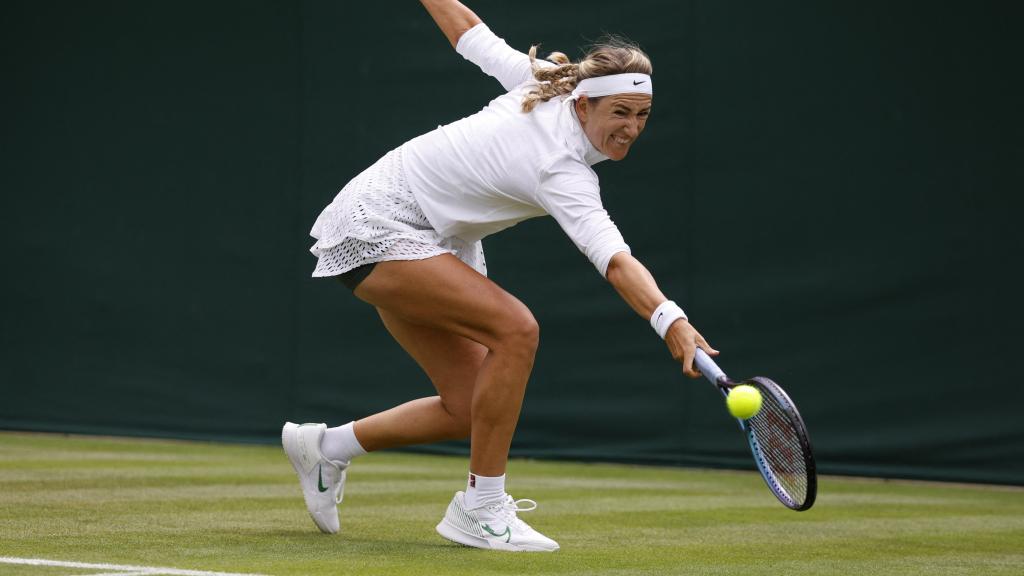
(1, 432, 1021, 575)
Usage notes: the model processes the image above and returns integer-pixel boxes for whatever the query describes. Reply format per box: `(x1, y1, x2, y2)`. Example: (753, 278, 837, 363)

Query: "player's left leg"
(347, 307, 487, 449)
(284, 293, 489, 536)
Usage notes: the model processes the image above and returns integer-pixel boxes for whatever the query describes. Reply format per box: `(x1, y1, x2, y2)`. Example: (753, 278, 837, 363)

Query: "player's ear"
(575, 96, 589, 123)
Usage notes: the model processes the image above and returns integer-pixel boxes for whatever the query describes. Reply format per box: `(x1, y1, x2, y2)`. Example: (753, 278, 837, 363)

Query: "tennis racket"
(695, 348, 817, 511)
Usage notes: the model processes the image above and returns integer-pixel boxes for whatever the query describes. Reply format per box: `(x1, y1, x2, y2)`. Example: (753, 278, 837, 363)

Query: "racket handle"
(695, 348, 727, 384)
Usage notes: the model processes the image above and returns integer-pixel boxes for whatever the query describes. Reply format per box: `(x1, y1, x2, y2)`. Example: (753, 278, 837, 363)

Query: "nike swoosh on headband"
(572, 73, 653, 98)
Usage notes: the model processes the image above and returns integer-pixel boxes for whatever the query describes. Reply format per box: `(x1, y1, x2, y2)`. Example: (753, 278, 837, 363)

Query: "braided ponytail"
(521, 46, 579, 112)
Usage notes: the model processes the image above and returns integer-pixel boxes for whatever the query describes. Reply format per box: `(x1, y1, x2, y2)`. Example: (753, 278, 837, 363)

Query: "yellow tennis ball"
(727, 385, 763, 419)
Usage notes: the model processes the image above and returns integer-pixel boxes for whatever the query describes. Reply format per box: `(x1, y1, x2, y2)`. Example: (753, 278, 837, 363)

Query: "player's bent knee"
(496, 310, 540, 357)
(443, 410, 471, 440)
(437, 397, 472, 439)
(449, 417, 471, 440)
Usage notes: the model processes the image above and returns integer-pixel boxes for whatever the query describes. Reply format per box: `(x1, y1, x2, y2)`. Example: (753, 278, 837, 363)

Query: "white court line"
(0, 557, 268, 576)
(76, 572, 163, 576)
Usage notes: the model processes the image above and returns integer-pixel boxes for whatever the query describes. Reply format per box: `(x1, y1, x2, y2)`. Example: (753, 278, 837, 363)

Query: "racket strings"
(748, 393, 808, 506)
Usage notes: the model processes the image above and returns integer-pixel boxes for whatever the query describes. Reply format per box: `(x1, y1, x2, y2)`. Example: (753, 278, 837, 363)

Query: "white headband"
(570, 73, 652, 99)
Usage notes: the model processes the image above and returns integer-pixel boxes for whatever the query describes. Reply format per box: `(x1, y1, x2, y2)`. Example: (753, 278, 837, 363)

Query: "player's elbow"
(604, 251, 632, 284)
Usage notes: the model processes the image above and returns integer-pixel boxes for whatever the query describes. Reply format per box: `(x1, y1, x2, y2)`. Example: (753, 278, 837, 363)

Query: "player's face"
(576, 94, 652, 161)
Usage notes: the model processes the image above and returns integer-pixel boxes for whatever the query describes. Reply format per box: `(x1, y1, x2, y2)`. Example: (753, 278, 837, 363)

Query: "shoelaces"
(485, 495, 538, 530)
(333, 467, 346, 504)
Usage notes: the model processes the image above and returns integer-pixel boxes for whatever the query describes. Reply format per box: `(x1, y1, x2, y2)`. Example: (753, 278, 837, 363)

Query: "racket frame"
(696, 349, 817, 511)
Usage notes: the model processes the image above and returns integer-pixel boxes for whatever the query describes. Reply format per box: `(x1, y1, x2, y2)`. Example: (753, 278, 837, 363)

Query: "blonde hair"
(521, 35, 653, 113)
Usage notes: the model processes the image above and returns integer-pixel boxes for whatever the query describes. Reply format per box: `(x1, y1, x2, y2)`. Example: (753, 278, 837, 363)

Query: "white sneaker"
(281, 422, 348, 534)
(436, 491, 560, 552)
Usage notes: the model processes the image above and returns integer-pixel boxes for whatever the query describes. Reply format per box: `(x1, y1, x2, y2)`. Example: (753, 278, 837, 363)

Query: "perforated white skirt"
(309, 147, 487, 278)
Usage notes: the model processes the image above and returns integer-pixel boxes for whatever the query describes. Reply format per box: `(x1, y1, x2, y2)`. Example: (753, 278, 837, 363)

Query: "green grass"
(1, 432, 1022, 575)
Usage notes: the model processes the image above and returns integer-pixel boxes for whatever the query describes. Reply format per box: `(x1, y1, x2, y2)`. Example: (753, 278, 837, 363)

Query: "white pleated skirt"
(309, 147, 487, 278)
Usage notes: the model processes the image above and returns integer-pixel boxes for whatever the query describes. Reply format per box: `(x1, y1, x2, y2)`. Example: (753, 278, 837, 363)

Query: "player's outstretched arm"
(420, 0, 482, 48)
(605, 252, 719, 378)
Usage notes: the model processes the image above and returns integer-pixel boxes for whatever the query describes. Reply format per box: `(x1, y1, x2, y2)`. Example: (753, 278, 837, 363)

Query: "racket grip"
(695, 348, 727, 384)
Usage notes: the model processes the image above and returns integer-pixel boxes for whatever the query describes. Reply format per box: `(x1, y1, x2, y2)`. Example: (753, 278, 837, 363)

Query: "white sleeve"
(536, 156, 632, 277)
(455, 23, 551, 91)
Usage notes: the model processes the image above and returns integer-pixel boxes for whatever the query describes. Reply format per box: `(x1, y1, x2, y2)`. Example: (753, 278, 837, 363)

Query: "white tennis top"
(402, 23, 631, 276)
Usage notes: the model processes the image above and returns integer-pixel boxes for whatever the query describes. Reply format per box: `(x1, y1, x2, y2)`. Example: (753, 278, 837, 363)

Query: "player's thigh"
(377, 308, 486, 423)
(353, 254, 538, 351)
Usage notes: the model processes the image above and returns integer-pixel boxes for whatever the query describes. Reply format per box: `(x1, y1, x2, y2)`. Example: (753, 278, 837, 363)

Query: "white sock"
(320, 421, 368, 464)
(464, 471, 505, 509)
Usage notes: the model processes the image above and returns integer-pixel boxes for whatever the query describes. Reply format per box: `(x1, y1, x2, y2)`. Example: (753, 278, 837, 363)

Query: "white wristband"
(650, 300, 687, 339)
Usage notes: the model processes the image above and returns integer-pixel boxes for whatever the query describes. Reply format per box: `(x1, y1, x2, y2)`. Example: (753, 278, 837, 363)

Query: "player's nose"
(624, 118, 641, 138)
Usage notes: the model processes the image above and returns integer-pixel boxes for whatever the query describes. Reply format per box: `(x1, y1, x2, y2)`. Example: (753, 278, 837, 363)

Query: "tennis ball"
(726, 385, 763, 420)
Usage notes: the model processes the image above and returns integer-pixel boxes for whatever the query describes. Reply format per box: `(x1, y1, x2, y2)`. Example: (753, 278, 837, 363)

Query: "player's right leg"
(352, 254, 539, 478)
(351, 254, 557, 551)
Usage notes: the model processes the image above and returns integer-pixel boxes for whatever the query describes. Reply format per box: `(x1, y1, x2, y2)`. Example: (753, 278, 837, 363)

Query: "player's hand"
(665, 319, 718, 378)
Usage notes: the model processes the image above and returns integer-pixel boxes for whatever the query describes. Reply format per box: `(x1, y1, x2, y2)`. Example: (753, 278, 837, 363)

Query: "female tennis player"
(282, 0, 718, 552)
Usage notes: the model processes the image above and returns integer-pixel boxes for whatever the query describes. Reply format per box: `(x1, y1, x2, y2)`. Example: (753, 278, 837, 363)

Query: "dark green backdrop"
(2, 1, 1022, 484)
